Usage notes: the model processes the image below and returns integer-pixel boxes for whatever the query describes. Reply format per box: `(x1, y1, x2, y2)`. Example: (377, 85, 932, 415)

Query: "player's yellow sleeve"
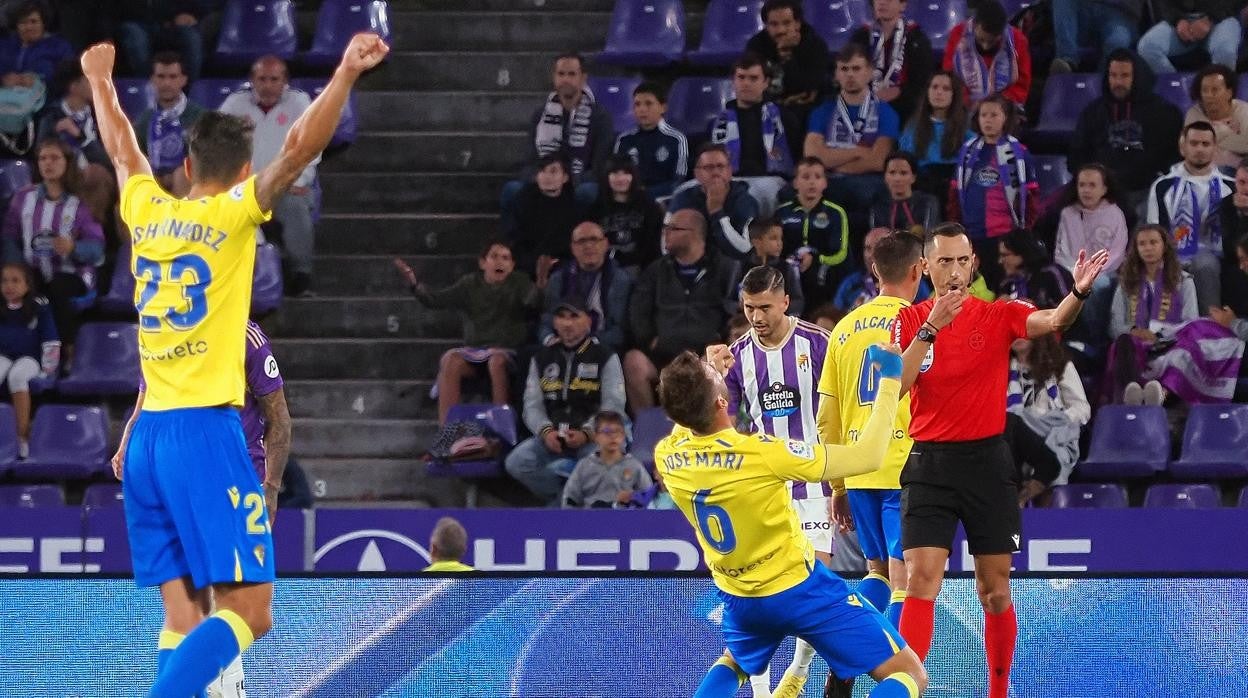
(228, 176, 272, 227)
(818, 378, 900, 481)
(120, 174, 162, 224)
(817, 341, 838, 398)
(815, 395, 847, 496)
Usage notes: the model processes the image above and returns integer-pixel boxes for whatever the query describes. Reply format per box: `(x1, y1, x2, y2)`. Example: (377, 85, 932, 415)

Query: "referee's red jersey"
(894, 295, 1036, 442)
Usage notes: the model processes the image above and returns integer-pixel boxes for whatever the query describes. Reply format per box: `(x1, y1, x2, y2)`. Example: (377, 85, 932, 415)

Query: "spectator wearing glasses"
(561, 411, 652, 509)
(669, 144, 761, 261)
(539, 221, 633, 353)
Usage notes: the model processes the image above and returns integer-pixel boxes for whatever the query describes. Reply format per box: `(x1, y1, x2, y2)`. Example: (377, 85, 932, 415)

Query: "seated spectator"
(0, 262, 56, 458)
(1211, 232, 1248, 339)
(509, 153, 580, 284)
(394, 239, 540, 425)
(539, 221, 632, 353)
(1147, 121, 1234, 314)
(613, 81, 687, 198)
(517, 53, 612, 200)
(624, 209, 739, 412)
(710, 53, 798, 219)
(949, 94, 1038, 285)
(942, 0, 1031, 110)
(848, 0, 934, 121)
(1069, 49, 1183, 215)
(1184, 64, 1248, 170)
(898, 70, 973, 206)
(1107, 223, 1243, 405)
(1216, 165, 1248, 317)
(745, 0, 829, 119)
(669, 144, 760, 261)
(115, 0, 206, 81)
(423, 517, 474, 572)
(776, 157, 851, 308)
(134, 51, 205, 197)
(736, 219, 804, 317)
(506, 296, 625, 504)
(584, 155, 663, 273)
(833, 226, 931, 312)
(0, 2, 71, 92)
(2, 138, 103, 347)
(869, 151, 938, 236)
(219, 56, 319, 297)
(36, 61, 115, 229)
(997, 228, 1074, 309)
(1138, 0, 1240, 75)
(1048, 0, 1140, 74)
(561, 411, 652, 509)
(804, 43, 899, 218)
(1006, 334, 1090, 507)
(1055, 163, 1130, 340)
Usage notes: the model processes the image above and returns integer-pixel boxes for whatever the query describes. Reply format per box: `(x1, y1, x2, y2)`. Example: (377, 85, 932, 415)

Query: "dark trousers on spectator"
(1004, 412, 1061, 485)
(40, 272, 87, 346)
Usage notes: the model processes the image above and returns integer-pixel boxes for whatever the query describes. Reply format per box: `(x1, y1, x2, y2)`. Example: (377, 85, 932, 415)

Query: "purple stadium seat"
(427, 404, 517, 481)
(688, 0, 765, 66)
(82, 483, 125, 508)
(1033, 155, 1071, 194)
(57, 323, 141, 396)
(290, 78, 357, 148)
(215, 0, 298, 64)
(631, 406, 674, 470)
(9, 405, 109, 479)
(251, 242, 284, 316)
(115, 78, 153, 120)
(0, 159, 30, 204)
(803, 0, 869, 50)
(1031, 74, 1101, 146)
(587, 76, 642, 134)
(1171, 404, 1248, 479)
(99, 245, 135, 315)
(1048, 483, 1128, 509)
(1155, 73, 1195, 114)
(597, 0, 686, 66)
(665, 77, 733, 137)
(1143, 483, 1221, 509)
(0, 403, 17, 475)
(910, 0, 966, 54)
(1240, 487, 1248, 507)
(189, 79, 250, 111)
(303, 0, 392, 66)
(0, 483, 64, 507)
(1078, 405, 1169, 478)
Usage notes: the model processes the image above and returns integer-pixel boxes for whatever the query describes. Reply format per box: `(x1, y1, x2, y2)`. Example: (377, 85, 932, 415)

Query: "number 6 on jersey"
(693, 488, 737, 554)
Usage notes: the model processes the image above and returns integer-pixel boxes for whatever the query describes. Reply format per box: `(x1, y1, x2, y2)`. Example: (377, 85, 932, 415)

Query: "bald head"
(665, 208, 708, 260)
(250, 55, 289, 108)
(429, 517, 468, 563)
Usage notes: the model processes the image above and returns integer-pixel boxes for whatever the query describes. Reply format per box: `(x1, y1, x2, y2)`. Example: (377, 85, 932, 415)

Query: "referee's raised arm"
(255, 33, 390, 212)
(81, 43, 152, 189)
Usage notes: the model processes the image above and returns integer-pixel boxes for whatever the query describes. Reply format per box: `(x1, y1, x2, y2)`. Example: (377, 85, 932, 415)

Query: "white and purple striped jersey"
(725, 317, 833, 500)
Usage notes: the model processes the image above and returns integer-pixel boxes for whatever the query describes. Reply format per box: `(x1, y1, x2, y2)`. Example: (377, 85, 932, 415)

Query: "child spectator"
(898, 71, 973, 205)
(394, 239, 541, 425)
(869, 151, 939, 236)
(613, 82, 688, 198)
(561, 411, 652, 509)
(0, 263, 56, 458)
(1054, 163, 1129, 340)
(509, 153, 581, 285)
(584, 154, 663, 272)
(775, 157, 851, 309)
(949, 94, 1038, 287)
(36, 61, 116, 233)
(738, 219, 804, 317)
(2, 137, 104, 348)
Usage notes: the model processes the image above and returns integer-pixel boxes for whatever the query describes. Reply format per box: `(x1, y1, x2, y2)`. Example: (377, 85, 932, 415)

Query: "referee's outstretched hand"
(867, 343, 903, 380)
(1072, 248, 1111, 294)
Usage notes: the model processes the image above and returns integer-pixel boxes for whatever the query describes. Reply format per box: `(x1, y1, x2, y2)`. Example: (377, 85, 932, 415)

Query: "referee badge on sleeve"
(919, 344, 934, 373)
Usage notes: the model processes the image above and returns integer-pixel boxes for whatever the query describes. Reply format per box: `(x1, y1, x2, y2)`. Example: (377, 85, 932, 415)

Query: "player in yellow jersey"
(81, 34, 388, 696)
(654, 351, 927, 698)
(818, 230, 924, 698)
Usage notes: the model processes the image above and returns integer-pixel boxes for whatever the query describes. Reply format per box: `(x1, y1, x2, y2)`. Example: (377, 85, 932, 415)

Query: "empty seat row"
(213, 0, 391, 67)
(0, 405, 109, 479)
(1051, 483, 1247, 509)
(0, 483, 122, 508)
(1080, 405, 1248, 481)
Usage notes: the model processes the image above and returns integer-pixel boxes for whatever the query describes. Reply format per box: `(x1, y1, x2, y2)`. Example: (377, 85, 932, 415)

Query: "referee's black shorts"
(899, 435, 1021, 556)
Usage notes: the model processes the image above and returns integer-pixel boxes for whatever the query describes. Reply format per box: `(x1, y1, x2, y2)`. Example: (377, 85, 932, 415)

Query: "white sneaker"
(17, 440, 27, 459)
(1143, 380, 1165, 406)
(208, 656, 246, 698)
(1122, 382, 1144, 406)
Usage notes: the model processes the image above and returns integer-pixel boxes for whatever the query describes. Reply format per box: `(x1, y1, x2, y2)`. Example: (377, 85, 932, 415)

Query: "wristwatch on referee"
(917, 326, 937, 344)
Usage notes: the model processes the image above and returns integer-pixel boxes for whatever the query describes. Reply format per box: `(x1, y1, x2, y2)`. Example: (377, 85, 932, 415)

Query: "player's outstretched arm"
(81, 43, 152, 189)
(818, 345, 902, 481)
(255, 33, 389, 212)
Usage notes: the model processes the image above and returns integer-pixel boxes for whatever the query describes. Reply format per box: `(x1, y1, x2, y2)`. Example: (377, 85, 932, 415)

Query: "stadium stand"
(687, 0, 764, 66)
(802, 0, 869, 50)
(304, 0, 394, 67)
(596, 0, 687, 66)
(587, 75, 642, 132)
(9, 405, 109, 480)
(1143, 483, 1222, 509)
(81, 483, 125, 508)
(1171, 404, 1248, 479)
(1079, 405, 1170, 479)
(0, 483, 64, 507)
(214, 0, 299, 65)
(1048, 483, 1129, 509)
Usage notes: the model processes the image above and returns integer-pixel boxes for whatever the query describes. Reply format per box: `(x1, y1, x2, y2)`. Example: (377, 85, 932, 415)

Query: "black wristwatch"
(917, 326, 937, 344)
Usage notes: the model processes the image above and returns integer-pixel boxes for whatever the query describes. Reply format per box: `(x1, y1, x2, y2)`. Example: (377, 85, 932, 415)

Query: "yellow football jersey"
(120, 175, 270, 410)
(655, 428, 828, 597)
(819, 295, 913, 490)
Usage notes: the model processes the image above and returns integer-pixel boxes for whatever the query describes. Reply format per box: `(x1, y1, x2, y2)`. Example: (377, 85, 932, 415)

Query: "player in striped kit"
(706, 264, 834, 698)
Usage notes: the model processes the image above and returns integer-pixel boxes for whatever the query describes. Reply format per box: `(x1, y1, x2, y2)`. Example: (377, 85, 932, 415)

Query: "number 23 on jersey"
(134, 253, 213, 332)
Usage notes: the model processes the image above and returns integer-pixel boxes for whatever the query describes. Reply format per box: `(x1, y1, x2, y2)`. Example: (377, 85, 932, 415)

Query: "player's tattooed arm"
(258, 388, 292, 519)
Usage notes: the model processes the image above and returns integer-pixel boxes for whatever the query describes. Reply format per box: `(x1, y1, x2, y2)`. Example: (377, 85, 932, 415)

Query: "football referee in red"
(891, 223, 1108, 698)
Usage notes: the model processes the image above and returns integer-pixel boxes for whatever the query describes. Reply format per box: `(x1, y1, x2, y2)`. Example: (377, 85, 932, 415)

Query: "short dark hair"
(151, 51, 185, 73)
(748, 218, 781, 241)
(924, 222, 971, 254)
(999, 228, 1048, 274)
(430, 516, 468, 562)
(760, 0, 802, 24)
(593, 410, 626, 431)
(973, 0, 1008, 35)
(658, 351, 719, 433)
(1105, 48, 1137, 70)
(884, 150, 919, 174)
(554, 52, 585, 71)
(1183, 120, 1217, 140)
(478, 237, 513, 260)
(633, 80, 666, 103)
(796, 155, 825, 172)
(695, 142, 730, 164)
(836, 42, 871, 66)
(535, 152, 570, 174)
(187, 112, 254, 185)
(1192, 63, 1238, 103)
(9, 0, 45, 26)
(740, 264, 787, 295)
(872, 231, 924, 284)
(733, 52, 769, 75)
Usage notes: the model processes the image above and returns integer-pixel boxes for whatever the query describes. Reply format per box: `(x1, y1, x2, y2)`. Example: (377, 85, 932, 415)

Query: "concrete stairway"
(267, 0, 617, 504)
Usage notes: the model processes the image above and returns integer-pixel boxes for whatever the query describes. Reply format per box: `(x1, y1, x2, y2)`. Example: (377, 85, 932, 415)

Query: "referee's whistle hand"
(926, 288, 964, 330)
